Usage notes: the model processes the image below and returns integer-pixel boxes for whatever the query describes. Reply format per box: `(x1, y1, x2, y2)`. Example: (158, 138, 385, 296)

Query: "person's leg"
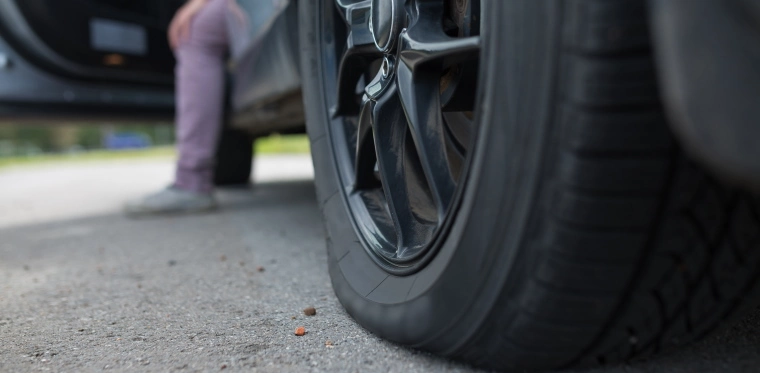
(174, 0, 229, 194)
(124, 0, 228, 216)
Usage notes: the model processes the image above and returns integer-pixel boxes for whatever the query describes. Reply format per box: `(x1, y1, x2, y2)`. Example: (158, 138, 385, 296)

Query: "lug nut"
(381, 56, 392, 79)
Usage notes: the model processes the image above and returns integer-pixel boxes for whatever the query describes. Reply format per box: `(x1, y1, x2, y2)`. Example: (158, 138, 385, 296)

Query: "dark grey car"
(4, 1, 760, 371)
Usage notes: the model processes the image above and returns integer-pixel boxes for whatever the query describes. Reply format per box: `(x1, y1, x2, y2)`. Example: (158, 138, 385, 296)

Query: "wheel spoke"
(399, 1, 480, 70)
(443, 112, 473, 152)
(354, 97, 377, 189)
(371, 83, 420, 250)
(334, 0, 371, 23)
(332, 0, 382, 117)
(396, 62, 456, 217)
(399, 31, 480, 70)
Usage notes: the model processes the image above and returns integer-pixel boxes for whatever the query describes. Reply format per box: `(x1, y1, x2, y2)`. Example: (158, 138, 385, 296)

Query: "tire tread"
(459, 0, 760, 370)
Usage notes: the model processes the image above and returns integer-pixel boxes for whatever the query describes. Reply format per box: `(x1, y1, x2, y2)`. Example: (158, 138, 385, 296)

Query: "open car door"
(0, 0, 182, 121)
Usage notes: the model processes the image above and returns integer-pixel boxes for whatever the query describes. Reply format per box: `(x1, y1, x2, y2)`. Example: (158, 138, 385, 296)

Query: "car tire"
(299, 0, 760, 371)
(213, 126, 253, 186)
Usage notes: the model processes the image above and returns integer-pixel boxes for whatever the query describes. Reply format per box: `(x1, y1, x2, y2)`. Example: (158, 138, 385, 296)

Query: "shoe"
(124, 186, 217, 217)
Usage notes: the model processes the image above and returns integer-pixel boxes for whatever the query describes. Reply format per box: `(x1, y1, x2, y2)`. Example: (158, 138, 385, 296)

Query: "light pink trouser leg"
(173, 0, 229, 193)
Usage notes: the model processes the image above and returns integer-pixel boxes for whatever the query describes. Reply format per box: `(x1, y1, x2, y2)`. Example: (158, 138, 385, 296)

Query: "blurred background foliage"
(0, 123, 309, 170)
(0, 123, 174, 156)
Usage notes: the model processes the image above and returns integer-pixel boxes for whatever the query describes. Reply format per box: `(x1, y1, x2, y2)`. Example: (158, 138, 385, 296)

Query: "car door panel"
(0, 0, 181, 84)
(0, 0, 178, 121)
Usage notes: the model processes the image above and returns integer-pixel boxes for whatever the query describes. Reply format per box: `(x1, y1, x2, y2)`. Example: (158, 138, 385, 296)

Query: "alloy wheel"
(322, 0, 481, 273)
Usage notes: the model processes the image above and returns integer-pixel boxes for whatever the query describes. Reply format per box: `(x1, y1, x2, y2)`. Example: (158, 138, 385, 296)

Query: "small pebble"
(295, 326, 306, 336)
(325, 340, 334, 348)
(303, 307, 317, 316)
(257, 266, 265, 272)
(168, 260, 177, 267)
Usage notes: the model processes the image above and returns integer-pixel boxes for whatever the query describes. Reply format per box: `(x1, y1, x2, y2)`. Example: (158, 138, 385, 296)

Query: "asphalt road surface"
(2, 155, 760, 373)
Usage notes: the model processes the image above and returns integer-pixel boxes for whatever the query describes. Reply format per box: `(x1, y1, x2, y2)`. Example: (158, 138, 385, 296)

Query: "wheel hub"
(370, 0, 404, 53)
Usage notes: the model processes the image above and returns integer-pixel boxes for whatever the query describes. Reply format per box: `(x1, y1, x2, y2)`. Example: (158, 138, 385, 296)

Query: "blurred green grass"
(0, 134, 310, 170)
(254, 134, 310, 154)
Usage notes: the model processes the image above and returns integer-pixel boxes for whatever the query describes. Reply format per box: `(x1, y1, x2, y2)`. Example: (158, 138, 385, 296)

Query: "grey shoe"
(124, 186, 217, 217)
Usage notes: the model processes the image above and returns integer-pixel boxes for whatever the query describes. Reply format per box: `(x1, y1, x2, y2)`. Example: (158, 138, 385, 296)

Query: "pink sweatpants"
(173, 0, 229, 193)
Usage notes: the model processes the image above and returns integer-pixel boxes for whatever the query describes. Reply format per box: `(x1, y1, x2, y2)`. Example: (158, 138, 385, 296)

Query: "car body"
(0, 0, 303, 138)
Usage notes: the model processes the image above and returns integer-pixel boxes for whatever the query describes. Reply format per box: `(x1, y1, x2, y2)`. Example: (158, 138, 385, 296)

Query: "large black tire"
(300, 0, 760, 371)
(213, 127, 253, 186)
